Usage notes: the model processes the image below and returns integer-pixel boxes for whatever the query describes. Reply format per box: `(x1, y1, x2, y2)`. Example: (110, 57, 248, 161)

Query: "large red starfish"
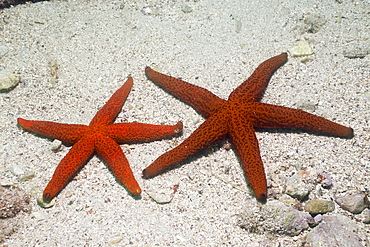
(18, 77, 183, 201)
(143, 53, 353, 202)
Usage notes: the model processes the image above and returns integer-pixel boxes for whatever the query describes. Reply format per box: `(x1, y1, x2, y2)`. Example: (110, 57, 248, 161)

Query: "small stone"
(307, 213, 323, 227)
(145, 184, 179, 204)
(297, 100, 317, 112)
(343, 48, 369, 59)
(278, 194, 300, 205)
(237, 201, 311, 236)
(191, 113, 201, 125)
(289, 41, 314, 57)
(0, 69, 20, 91)
(141, 6, 152, 15)
(285, 173, 311, 201)
(51, 139, 63, 152)
(355, 208, 370, 224)
(304, 200, 335, 214)
(317, 172, 333, 188)
(10, 165, 25, 176)
(37, 196, 56, 208)
(108, 237, 123, 245)
(181, 4, 192, 13)
(313, 214, 323, 224)
(305, 215, 366, 247)
(336, 193, 370, 214)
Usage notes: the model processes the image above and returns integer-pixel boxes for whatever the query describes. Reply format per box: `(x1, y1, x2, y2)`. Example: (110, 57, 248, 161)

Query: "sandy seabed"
(1, 0, 369, 246)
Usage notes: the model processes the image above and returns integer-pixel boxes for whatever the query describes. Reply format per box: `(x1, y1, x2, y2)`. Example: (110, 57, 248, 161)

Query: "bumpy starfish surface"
(18, 77, 183, 201)
(143, 53, 353, 202)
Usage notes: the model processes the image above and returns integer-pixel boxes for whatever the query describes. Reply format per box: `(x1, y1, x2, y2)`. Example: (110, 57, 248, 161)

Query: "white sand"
(1, 0, 369, 245)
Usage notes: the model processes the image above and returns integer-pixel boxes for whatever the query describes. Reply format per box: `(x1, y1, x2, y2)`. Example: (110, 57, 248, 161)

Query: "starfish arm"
(229, 118, 267, 202)
(17, 118, 88, 144)
(145, 66, 226, 118)
(252, 103, 354, 138)
(105, 121, 183, 143)
(43, 137, 95, 201)
(94, 135, 141, 195)
(228, 53, 288, 102)
(142, 114, 229, 178)
(89, 77, 133, 127)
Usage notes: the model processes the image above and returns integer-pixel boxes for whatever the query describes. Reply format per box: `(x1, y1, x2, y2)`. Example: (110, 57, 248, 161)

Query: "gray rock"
(181, 4, 192, 13)
(285, 173, 312, 200)
(0, 69, 19, 91)
(316, 172, 333, 188)
(305, 215, 368, 247)
(304, 200, 335, 214)
(355, 208, 370, 224)
(343, 48, 369, 59)
(237, 200, 311, 236)
(336, 193, 370, 214)
(289, 41, 314, 57)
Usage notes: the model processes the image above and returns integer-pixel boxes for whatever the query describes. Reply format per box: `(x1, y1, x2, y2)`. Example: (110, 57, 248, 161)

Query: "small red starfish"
(18, 77, 183, 201)
(143, 53, 354, 202)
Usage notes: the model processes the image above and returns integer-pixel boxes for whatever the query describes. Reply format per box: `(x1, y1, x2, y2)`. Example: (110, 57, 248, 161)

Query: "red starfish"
(143, 53, 353, 202)
(18, 77, 183, 201)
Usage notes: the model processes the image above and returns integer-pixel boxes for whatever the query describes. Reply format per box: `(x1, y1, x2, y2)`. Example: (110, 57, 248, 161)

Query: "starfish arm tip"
(130, 187, 142, 196)
(174, 121, 183, 134)
(17, 117, 27, 128)
(255, 193, 267, 203)
(42, 192, 54, 202)
(126, 76, 133, 83)
(142, 169, 150, 179)
(346, 127, 354, 139)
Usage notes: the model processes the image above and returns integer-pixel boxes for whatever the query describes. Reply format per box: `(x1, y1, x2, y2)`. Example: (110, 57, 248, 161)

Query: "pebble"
(285, 173, 312, 201)
(37, 196, 56, 208)
(108, 237, 123, 245)
(51, 139, 63, 152)
(237, 200, 311, 236)
(289, 41, 314, 57)
(296, 100, 317, 112)
(312, 214, 323, 225)
(343, 48, 369, 59)
(191, 113, 201, 125)
(355, 208, 370, 224)
(181, 4, 192, 13)
(10, 165, 25, 176)
(304, 200, 335, 214)
(141, 6, 152, 15)
(278, 194, 300, 205)
(0, 69, 20, 91)
(316, 172, 333, 188)
(145, 184, 179, 204)
(285, 170, 334, 201)
(305, 215, 366, 247)
(335, 193, 370, 214)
